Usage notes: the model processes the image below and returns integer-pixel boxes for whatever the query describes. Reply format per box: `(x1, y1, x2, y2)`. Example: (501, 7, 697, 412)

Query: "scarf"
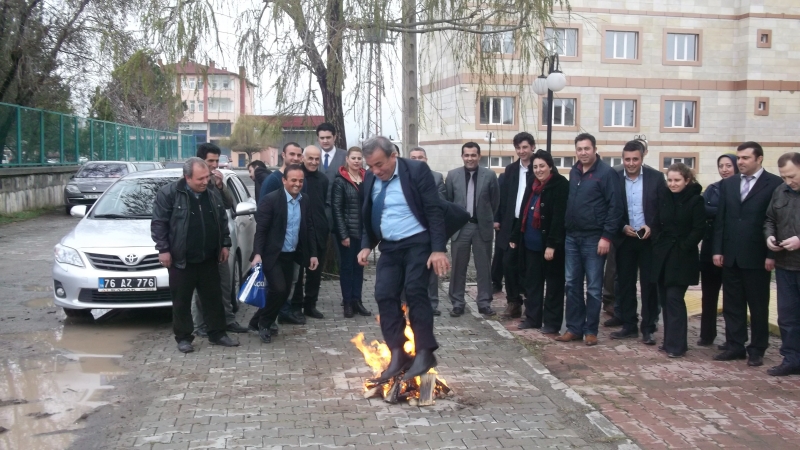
(520, 174, 551, 231)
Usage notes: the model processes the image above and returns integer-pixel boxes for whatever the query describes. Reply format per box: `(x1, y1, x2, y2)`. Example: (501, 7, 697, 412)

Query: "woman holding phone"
(697, 154, 739, 346)
(652, 163, 706, 357)
(509, 150, 569, 334)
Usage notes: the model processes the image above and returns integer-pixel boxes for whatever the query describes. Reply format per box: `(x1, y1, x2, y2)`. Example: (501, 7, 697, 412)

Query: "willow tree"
(220, 114, 282, 163)
(139, 0, 569, 149)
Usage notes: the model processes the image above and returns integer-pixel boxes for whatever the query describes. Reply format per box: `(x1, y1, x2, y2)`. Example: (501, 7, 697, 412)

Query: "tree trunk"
(323, 0, 347, 150)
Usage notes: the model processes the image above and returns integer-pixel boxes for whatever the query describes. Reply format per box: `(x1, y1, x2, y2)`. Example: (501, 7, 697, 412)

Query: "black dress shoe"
(518, 320, 540, 330)
(747, 354, 764, 367)
(258, 326, 271, 343)
(177, 340, 194, 353)
(209, 335, 239, 347)
(696, 338, 715, 347)
(668, 352, 685, 358)
(226, 322, 249, 333)
(270, 323, 279, 335)
(718, 342, 729, 351)
(714, 350, 746, 361)
(603, 317, 623, 327)
(304, 307, 324, 319)
(767, 363, 800, 376)
(478, 307, 496, 316)
(432, 309, 441, 316)
(402, 348, 437, 381)
(370, 348, 412, 383)
(450, 307, 464, 317)
(278, 312, 305, 325)
(642, 333, 656, 346)
(194, 326, 208, 337)
(343, 303, 354, 318)
(610, 329, 639, 340)
(540, 326, 560, 334)
(354, 301, 372, 316)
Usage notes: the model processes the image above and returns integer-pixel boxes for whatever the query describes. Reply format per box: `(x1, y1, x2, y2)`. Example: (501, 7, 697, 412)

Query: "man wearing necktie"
(713, 142, 783, 366)
(358, 136, 451, 382)
(445, 142, 500, 317)
(316, 122, 347, 248)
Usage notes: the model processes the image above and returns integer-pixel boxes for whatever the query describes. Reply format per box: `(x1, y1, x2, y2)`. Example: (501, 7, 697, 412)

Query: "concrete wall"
(0, 167, 79, 214)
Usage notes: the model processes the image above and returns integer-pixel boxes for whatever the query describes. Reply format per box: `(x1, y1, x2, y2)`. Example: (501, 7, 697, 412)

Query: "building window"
(188, 100, 195, 113)
(222, 78, 231, 89)
(602, 156, 623, 167)
(209, 122, 232, 137)
(197, 101, 204, 112)
(663, 156, 696, 170)
(755, 97, 769, 116)
(181, 77, 188, 90)
(479, 96, 514, 125)
(552, 155, 575, 169)
(757, 29, 772, 48)
(481, 26, 514, 54)
(664, 100, 696, 128)
(545, 28, 578, 57)
(480, 155, 514, 168)
(667, 33, 698, 62)
(207, 97, 234, 113)
(603, 99, 636, 127)
(542, 98, 576, 127)
(605, 31, 638, 60)
(188, 77, 196, 90)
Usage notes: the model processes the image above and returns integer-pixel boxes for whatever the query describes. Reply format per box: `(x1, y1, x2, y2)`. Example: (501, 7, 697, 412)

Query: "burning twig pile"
(351, 312, 452, 406)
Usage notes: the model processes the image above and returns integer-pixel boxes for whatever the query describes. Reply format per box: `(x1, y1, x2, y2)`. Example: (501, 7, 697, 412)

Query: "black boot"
(369, 348, 412, 383)
(354, 301, 372, 316)
(343, 303, 354, 318)
(402, 348, 437, 381)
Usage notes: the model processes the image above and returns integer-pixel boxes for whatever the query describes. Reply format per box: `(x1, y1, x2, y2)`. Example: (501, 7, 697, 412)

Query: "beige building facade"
(418, 0, 800, 186)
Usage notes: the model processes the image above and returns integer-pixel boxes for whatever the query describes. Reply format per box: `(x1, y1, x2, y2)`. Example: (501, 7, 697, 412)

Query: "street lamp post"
(532, 53, 567, 153)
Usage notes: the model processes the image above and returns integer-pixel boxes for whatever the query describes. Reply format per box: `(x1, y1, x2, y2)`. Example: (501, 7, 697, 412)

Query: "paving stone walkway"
(70, 274, 635, 449)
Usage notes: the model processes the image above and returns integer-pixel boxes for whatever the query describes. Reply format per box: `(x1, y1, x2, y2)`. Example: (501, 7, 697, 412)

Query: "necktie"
(324, 153, 329, 170)
(371, 177, 391, 239)
(466, 171, 476, 217)
(741, 175, 754, 201)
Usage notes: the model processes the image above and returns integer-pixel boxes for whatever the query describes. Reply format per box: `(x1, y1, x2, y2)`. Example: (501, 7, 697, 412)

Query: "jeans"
(337, 238, 364, 306)
(776, 268, 800, 368)
(564, 235, 606, 337)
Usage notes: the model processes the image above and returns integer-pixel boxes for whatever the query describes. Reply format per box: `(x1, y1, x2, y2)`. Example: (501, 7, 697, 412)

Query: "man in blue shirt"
(358, 136, 451, 382)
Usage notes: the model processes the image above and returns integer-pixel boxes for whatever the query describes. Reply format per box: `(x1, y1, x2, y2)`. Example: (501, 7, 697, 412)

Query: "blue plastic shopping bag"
(238, 263, 267, 308)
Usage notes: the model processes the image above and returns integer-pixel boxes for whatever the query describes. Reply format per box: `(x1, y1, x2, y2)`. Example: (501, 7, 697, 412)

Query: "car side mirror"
(70, 205, 87, 218)
(235, 202, 257, 216)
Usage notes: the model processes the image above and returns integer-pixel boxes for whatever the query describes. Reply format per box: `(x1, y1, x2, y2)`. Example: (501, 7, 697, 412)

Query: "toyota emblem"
(124, 254, 139, 265)
(91, 186, 97, 191)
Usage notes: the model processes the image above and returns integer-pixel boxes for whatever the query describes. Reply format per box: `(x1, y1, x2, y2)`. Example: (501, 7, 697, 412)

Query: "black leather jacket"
(332, 168, 364, 240)
(151, 178, 231, 269)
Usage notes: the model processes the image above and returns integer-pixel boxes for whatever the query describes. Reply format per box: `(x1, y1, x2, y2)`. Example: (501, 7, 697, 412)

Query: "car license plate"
(98, 277, 156, 292)
(84, 194, 100, 199)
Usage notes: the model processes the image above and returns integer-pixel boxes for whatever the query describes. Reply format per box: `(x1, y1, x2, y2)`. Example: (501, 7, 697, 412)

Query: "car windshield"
(91, 177, 179, 218)
(135, 163, 156, 171)
(76, 163, 128, 178)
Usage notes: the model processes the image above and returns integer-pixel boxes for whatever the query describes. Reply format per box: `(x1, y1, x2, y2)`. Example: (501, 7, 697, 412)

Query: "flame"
(350, 333, 390, 377)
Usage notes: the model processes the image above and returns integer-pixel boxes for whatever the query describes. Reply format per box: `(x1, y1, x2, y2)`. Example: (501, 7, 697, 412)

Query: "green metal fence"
(0, 102, 196, 166)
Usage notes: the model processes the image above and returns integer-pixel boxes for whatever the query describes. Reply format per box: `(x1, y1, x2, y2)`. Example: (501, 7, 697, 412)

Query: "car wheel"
(63, 307, 92, 318)
(65, 206, 72, 215)
(231, 254, 242, 313)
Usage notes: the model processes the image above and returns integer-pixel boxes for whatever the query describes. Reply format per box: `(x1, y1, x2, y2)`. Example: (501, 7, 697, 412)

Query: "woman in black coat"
(331, 147, 371, 318)
(509, 150, 569, 334)
(697, 154, 738, 346)
(652, 163, 706, 358)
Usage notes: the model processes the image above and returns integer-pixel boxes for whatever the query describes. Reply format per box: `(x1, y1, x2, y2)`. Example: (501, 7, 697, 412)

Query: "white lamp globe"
(532, 75, 549, 96)
(546, 71, 567, 92)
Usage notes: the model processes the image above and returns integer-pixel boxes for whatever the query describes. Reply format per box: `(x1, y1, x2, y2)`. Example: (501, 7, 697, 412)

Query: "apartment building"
(418, 0, 800, 185)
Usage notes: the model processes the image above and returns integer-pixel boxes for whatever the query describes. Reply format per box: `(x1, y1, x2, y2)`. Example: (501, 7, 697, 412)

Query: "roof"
(168, 61, 256, 86)
(255, 115, 326, 129)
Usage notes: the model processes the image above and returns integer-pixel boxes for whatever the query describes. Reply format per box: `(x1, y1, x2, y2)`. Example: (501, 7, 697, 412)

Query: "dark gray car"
(63, 161, 138, 214)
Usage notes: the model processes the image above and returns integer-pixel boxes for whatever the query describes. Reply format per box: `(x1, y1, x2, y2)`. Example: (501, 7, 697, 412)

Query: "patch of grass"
(0, 207, 59, 226)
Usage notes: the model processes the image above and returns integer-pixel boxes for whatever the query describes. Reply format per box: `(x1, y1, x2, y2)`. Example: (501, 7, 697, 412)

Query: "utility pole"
(401, 0, 418, 153)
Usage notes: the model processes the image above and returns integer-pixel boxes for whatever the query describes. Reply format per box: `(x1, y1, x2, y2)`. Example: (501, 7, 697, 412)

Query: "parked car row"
(63, 161, 165, 214)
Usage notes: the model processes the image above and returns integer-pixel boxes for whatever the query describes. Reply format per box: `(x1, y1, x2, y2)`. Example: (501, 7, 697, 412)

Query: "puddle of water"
(0, 320, 153, 450)
(23, 297, 54, 309)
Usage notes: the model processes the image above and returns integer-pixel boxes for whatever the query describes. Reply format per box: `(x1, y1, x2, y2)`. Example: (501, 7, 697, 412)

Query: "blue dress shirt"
(371, 163, 425, 241)
(625, 170, 645, 230)
(282, 189, 302, 252)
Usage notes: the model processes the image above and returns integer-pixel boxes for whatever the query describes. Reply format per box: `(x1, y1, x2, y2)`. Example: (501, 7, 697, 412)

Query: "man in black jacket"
(250, 165, 319, 343)
(248, 160, 270, 202)
(609, 140, 665, 345)
(151, 157, 239, 353)
(556, 133, 624, 346)
(289, 146, 329, 319)
(713, 141, 783, 366)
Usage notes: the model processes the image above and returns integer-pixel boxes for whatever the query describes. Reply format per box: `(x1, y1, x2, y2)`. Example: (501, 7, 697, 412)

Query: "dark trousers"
(522, 247, 565, 329)
(491, 237, 504, 289)
(603, 245, 617, 310)
(776, 268, 800, 368)
(169, 258, 226, 343)
(337, 238, 364, 306)
(616, 237, 659, 334)
(291, 240, 327, 310)
(249, 252, 297, 329)
(375, 232, 438, 351)
(503, 245, 523, 304)
(658, 283, 689, 355)
(722, 263, 772, 356)
(699, 261, 723, 341)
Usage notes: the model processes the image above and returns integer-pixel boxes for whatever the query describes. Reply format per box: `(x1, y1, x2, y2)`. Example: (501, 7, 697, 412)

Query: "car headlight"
(54, 244, 84, 267)
(66, 184, 81, 194)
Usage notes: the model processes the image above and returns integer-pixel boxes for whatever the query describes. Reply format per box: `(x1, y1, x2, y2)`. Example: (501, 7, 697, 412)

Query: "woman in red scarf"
(509, 150, 569, 333)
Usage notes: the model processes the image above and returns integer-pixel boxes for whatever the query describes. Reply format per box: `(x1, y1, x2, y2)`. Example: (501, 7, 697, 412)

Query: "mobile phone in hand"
(636, 227, 647, 239)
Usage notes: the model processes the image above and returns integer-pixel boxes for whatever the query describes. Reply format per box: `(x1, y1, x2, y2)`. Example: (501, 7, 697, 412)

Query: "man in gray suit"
(445, 142, 500, 317)
(316, 122, 347, 226)
(410, 146, 447, 316)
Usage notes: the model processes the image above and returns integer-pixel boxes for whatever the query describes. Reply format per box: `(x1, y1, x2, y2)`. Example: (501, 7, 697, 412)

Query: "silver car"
(52, 169, 257, 317)
(63, 161, 139, 214)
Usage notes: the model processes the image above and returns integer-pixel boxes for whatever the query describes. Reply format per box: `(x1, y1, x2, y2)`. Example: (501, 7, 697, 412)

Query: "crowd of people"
(151, 122, 800, 378)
